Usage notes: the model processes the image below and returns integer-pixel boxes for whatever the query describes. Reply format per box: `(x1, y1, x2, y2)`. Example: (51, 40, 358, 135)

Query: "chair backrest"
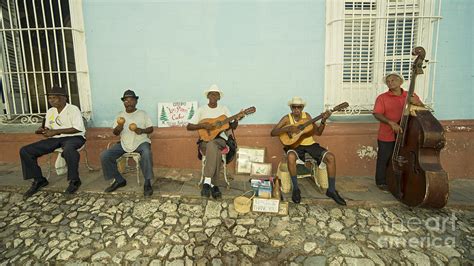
(82, 116, 89, 133)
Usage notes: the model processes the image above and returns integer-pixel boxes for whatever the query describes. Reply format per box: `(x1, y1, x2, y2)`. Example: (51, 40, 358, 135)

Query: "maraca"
(117, 117, 125, 125)
(129, 123, 137, 131)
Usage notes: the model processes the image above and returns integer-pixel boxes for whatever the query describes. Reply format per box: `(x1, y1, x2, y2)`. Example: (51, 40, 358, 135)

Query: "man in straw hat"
(187, 84, 244, 199)
(373, 72, 424, 191)
(271, 96, 346, 205)
(20, 86, 86, 198)
(100, 89, 155, 197)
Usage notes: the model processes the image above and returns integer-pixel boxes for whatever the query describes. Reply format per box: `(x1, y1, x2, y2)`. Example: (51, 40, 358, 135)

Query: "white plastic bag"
(55, 152, 68, 175)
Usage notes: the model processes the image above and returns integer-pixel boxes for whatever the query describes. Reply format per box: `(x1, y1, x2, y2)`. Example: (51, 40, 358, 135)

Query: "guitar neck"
(300, 112, 325, 128)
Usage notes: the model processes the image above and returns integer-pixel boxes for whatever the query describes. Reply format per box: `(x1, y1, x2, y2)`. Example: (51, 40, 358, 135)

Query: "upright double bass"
(386, 46, 449, 208)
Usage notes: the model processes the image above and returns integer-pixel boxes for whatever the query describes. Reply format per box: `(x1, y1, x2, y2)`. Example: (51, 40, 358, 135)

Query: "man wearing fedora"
(100, 89, 155, 196)
(373, 72, 423, 191)
(187, 84, 243, 199)
(270, 96, 346, 205)
(20, 86, 86, 198)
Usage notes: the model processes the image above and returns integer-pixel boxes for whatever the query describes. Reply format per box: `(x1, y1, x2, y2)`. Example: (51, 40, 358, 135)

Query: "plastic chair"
(47, 144, 94, 179)
(46, 116, 94, 179)
(198, 145, 231, 188)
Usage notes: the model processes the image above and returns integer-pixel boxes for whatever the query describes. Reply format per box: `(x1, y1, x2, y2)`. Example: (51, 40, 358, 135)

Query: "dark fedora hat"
(121, 89, 139, 101)
(46, 86, 67, 96)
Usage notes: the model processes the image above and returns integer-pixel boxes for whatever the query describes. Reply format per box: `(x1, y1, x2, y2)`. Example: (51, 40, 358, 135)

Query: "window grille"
(325, 0, 442, 115)
(0, 0, 91, 124)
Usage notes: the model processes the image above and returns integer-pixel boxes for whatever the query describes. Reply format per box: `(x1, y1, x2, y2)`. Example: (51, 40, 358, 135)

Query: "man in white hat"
(187, 85, 244, 199)
(271, 96, 346, 205)
(373, 72, 424, 190)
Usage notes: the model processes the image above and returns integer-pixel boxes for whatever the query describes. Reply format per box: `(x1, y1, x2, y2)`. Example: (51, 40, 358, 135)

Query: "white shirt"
(45, 103, 85, 138)
(113, 110, 153, 152)
(190, 104, 231, 140)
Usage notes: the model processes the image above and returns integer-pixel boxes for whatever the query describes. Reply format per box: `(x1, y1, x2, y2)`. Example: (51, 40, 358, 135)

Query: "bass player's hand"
(389, 121, 403, 134)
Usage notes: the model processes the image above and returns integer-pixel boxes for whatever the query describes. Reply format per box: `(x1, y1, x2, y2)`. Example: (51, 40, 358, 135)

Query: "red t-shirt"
(373, 89, 419, 142)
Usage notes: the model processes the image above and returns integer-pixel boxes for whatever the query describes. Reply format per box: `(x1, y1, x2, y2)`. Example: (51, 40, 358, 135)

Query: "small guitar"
(198, 106, 256, 141)
(279, 102, 349, 148)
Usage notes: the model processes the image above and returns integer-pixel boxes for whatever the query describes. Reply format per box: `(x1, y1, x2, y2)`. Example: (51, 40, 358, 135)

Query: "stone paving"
(0, 190, 472, 265)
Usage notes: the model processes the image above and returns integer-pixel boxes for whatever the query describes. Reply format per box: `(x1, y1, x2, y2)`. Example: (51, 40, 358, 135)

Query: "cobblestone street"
(0, 190, 472, 265)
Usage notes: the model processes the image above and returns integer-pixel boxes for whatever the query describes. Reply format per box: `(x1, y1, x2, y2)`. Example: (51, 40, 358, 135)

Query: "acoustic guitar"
(279, 102, 349, 148)
(198, 106, 256, 141)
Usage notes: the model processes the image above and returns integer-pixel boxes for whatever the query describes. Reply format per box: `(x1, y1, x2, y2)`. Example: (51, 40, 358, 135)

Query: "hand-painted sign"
(158, 101, 197, 127)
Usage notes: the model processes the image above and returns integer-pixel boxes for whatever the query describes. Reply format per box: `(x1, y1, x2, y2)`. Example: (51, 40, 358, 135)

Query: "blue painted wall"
(83, 0, 472, 127)
(435, 0, 474, 119)
(83, 0, 325, 126)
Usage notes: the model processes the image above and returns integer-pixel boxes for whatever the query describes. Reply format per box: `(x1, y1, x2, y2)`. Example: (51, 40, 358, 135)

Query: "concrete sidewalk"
(0, 162, 472, 208)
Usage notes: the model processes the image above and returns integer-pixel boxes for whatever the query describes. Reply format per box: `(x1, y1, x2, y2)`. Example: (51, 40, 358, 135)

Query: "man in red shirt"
(372, 72, 423, 190)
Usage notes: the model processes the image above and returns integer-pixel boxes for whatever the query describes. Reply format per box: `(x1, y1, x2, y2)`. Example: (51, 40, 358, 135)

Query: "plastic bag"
(55, 152, 68, 175)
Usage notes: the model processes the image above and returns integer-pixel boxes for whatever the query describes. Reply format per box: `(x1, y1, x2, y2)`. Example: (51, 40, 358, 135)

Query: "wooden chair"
(287, 152, 328, 193)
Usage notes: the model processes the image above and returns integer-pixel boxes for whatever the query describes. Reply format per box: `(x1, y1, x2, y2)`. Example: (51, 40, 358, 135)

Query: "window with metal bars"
(325, 0, 442, 115)
(0, 0, 91, 124)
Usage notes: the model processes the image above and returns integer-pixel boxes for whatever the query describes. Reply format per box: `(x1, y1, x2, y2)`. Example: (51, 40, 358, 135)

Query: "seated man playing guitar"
(270, 96, 346, 205)
(187, 85, 246, 199)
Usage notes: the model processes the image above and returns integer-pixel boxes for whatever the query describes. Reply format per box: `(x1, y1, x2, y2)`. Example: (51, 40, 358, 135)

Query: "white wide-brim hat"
(287, 96, 306, 106)
(384, 72, 405, 85)
(204, 84, 223, 98)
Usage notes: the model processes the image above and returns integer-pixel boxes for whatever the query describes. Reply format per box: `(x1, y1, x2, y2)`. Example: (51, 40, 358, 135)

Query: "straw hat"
(204, 84, 223, 98)
(287, 96, 306, 106)
(384, 72, 404, 85)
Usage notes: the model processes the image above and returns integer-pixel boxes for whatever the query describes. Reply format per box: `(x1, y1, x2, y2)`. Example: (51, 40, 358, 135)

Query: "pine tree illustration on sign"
(187, 104, 195, 120)
(160, 106, 168, 122)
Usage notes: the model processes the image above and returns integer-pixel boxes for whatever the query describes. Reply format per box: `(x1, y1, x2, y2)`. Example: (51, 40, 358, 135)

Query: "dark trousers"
(375, 140, 395, 186)
(19, 136, 86, 181)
